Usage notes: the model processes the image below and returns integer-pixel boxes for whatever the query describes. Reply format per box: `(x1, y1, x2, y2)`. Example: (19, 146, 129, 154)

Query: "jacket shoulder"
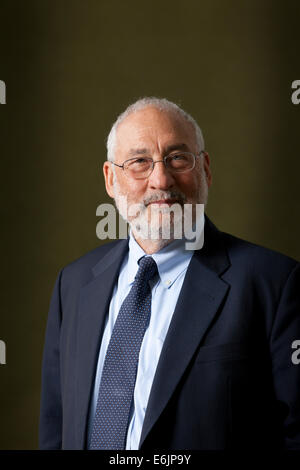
(60, 239, 128, 287)
(220, 230, 299, 277)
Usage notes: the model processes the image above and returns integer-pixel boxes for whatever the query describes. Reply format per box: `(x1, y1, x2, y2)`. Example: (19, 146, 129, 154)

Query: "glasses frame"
(110, 150, 205, 180)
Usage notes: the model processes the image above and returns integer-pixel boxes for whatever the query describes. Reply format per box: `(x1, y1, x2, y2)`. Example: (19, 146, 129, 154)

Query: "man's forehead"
(115, 108, 196, 151)
(126, 142, 191, 158)
(118, 107, 191, 131)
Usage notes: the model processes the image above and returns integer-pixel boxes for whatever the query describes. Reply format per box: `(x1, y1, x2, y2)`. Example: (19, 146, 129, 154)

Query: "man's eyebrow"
(164, 143, 190, 154)
(127, 143, 190, 158)
(127, 148, 150, 157)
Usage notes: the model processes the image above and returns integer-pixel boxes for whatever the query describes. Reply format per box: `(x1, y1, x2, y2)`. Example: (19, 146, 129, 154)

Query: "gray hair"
(106, 97, 205, 162)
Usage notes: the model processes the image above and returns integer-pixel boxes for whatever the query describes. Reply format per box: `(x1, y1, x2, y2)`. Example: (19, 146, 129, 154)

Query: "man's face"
(103, 106, 212, 249)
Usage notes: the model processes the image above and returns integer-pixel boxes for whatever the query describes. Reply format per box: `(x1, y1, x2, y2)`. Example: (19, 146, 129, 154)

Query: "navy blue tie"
(89, 256, 158, 449)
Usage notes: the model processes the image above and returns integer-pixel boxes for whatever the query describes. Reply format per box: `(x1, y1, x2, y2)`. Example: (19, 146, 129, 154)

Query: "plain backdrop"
(0, 0, 299, 449)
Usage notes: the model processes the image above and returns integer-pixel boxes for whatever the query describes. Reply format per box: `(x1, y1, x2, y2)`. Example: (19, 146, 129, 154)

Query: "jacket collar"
(76, 216, 230, 449)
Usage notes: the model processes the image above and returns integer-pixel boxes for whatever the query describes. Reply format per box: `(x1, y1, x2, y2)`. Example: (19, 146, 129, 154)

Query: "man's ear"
(103, 161, 115, 198)
(203, 152, 212, 187)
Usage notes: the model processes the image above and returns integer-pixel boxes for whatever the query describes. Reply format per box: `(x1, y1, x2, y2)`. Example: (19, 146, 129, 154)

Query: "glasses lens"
(124, 158, 153, 179)
(167, 152, 195, 172)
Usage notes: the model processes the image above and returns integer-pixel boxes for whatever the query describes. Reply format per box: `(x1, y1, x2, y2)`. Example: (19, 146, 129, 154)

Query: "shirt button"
(166, 280, 171, 286)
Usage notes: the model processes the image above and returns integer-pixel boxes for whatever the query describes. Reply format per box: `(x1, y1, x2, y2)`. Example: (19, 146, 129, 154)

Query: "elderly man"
(39, 97, 300, 450)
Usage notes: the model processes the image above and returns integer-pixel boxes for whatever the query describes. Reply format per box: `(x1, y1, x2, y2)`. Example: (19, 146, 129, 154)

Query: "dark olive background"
(0, 0, 299, 449)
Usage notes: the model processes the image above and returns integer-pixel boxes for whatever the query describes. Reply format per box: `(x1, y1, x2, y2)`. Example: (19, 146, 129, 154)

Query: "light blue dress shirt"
(87, 224, 204, 449)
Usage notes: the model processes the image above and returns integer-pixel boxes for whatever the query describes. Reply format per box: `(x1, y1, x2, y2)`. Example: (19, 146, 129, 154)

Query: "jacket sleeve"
(270, 262, 300, 449)
(39, 269, 63, 449)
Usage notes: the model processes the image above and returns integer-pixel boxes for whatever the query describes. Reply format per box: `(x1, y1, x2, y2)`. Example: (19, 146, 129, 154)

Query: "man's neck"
(131, 232, 175, 254)
(130, 211, 205, 254)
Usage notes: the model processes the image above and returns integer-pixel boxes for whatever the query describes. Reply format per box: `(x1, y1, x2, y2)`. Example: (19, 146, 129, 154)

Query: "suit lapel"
(74, 217, 230, 449)
(139, 218, 231, 448)
(75, 239, 129, 448)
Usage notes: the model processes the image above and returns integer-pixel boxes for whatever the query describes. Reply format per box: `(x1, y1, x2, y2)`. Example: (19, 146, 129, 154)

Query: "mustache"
(143, 191, 187, 207)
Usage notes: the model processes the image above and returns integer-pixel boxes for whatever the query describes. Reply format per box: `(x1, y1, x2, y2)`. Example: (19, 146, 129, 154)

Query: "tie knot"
(135, 256, 158, 283)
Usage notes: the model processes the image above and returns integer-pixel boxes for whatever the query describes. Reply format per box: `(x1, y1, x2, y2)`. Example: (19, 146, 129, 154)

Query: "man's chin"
(130, 220, 178, 242)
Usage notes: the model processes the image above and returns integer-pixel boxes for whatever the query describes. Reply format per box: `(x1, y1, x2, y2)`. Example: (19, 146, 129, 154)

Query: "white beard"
(113, 172, 207, 251)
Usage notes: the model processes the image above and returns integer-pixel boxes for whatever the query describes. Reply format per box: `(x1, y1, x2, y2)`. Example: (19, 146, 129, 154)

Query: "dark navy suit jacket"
(39, 217, 300, 449)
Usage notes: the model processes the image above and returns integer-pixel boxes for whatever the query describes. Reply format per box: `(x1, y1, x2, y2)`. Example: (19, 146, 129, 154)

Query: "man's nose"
(147, 160, 175, 190)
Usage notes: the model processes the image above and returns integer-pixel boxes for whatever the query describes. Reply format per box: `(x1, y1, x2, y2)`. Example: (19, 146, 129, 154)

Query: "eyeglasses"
(111, 151, 204, 180)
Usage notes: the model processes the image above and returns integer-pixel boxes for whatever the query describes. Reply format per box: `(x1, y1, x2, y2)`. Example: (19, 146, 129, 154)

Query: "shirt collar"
(127, 214, 205, 289)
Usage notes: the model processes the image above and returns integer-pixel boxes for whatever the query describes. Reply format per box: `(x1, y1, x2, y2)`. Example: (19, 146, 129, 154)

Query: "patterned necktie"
(89, 255, 158, 450)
